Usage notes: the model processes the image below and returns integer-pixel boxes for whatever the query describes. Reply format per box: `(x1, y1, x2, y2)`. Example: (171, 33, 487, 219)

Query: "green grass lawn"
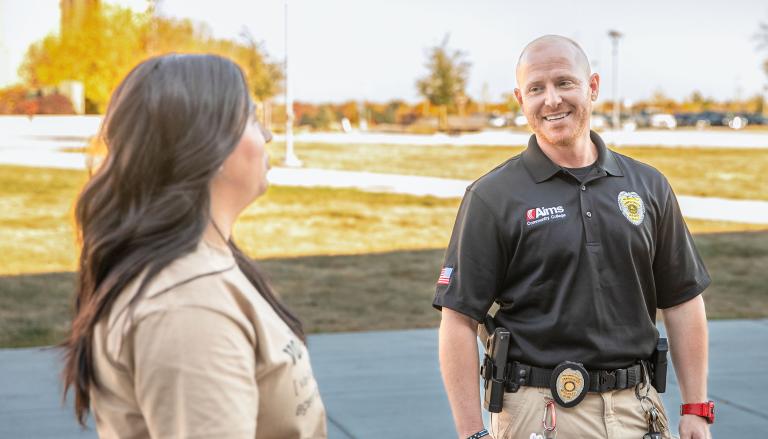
(3, 232, 767, 348)
(268, 142, 768, 201)
(1, 165, 767, 347)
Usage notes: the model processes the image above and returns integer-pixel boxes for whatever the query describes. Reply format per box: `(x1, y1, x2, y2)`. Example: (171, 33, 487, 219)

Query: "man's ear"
(514, 88, 524, 109)
(589, 73, 600, 101)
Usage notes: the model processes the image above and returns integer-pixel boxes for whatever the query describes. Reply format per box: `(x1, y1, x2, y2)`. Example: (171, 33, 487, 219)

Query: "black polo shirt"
(433, 131, 710, 369)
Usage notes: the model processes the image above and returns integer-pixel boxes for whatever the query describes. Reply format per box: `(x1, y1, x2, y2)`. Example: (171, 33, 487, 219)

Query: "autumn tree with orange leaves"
(20, 4, 282, 114)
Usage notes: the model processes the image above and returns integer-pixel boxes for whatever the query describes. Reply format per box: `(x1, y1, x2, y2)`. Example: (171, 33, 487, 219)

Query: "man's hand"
(678, 414, 711, 439)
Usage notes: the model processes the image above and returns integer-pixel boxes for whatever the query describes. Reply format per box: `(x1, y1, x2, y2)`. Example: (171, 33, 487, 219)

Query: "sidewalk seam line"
(327, 411, 356, 439)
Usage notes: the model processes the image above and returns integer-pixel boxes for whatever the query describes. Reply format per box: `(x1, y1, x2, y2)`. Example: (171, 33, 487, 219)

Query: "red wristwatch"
(680, 401, 715, 424)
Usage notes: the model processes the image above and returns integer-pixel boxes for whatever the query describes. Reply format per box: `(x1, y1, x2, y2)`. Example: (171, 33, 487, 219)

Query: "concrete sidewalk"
(266, 167, 768, 224)
(1, 150, 766, 224)
(2, 126, 768, 224)
(274, 129, 768, 149)
(1, 320, 766, 438)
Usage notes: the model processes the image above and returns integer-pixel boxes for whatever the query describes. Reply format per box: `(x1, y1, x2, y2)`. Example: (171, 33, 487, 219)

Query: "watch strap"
(680, 401, 715, 424)
(467, 429, 489, 439)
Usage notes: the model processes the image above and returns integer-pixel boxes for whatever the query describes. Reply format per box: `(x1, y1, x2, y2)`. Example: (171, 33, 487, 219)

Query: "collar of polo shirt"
(522, 130, 624, 183)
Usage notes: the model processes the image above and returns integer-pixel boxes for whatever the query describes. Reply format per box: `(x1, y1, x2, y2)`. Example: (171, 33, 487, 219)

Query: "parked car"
(674, 113, 697, 127)
(691, 111, 726, 128)
(590, 113, 608, 130)
(632, 111, 652, 128)
(724, 113, 748, 130)
(650, 113, 677, 129)
(487, 113, 510, 128)
(513, 113, 528, 127)
(743, 113, 766, 126)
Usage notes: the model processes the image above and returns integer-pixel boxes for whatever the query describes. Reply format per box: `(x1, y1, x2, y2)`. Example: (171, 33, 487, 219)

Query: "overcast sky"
(3, 0, 768, 104)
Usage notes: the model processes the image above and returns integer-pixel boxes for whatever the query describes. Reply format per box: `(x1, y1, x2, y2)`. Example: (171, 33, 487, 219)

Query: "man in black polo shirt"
(434, 35, 712, 439)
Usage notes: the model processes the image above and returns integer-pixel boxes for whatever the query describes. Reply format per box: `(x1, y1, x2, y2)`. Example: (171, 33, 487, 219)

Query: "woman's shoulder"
(98, 240, 256, 360)
(136, 240, 240, 309)
(111, 240, 234, 310)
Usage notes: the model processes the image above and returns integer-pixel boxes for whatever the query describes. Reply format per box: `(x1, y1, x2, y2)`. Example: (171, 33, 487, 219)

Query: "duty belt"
(504, 361, 644, 393)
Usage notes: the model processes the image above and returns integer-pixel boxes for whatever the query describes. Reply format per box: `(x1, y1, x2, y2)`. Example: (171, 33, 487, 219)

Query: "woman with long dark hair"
(62, 54, 327, 438)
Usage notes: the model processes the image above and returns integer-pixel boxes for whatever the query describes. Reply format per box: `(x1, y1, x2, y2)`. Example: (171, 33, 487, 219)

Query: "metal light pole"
(283, 0, 302, 167)
(763, 84, 768, 117)
(608, 30, 623, 130)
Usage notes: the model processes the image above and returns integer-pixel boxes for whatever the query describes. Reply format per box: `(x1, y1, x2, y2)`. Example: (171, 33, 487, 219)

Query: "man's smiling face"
(515, 38, 599, 147)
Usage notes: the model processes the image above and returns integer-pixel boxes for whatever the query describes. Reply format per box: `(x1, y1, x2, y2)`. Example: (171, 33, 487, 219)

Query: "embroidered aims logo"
(525, 205, 566, 226)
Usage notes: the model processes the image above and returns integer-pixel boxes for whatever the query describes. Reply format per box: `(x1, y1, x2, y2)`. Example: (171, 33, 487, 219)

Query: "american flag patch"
(437, 266, 453, 285)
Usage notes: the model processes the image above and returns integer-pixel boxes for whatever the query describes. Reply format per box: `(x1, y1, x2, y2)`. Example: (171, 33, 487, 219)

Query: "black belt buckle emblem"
(549, 361, 590, 408)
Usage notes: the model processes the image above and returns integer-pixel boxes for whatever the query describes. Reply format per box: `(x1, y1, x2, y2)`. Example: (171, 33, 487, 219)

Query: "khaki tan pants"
(490, 384, 676, 439)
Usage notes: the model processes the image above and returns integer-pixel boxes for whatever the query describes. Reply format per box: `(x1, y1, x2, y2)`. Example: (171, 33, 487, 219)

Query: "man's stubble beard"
(535, 105, 590, 148)
(529, 89, 593, 147)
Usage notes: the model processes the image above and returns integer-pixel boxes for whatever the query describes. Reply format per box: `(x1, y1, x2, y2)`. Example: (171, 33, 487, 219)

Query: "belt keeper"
(616, 368, 628, 389)
(517, 364, 531, 386)
(627, 365, 638, 387)
(598, 370, 616, 392)
(506, 362, 529, 393)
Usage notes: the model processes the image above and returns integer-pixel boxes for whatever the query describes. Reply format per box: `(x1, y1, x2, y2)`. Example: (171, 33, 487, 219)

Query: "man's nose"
(544, 86, 562, 108)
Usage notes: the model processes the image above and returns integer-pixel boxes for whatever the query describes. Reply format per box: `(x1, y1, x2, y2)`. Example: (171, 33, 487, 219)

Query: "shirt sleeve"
(132, 306, 258, 439)
(432, 188, 508, 321)
(652, 181, 711, 308)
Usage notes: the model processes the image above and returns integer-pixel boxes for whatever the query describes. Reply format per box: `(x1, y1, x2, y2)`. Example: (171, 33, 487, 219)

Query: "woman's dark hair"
(62, 53, 304, 426)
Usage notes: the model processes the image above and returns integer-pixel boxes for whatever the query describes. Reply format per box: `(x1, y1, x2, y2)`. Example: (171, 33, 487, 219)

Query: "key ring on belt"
(634, 360, 651, 401)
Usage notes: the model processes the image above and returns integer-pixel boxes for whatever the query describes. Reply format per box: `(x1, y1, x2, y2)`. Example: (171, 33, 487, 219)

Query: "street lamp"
(608, 30, 623, 130)
(283, 0, 302, 167)
(763, 84, 768, 117)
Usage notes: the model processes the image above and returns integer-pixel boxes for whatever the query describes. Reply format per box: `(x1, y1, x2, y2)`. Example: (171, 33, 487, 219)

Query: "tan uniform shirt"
(90, 240, 327, 439)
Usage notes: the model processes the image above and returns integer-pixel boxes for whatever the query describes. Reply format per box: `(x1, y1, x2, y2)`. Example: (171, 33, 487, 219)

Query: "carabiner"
(542, 399, 557, 432)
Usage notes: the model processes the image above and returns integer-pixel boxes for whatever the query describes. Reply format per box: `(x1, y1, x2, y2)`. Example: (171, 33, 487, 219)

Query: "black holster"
(479, 315, 510, 413)
(650, 337, 668, 393)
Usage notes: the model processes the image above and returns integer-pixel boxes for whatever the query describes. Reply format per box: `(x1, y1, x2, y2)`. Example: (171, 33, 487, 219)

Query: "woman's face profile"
(218, 112, 272, 203)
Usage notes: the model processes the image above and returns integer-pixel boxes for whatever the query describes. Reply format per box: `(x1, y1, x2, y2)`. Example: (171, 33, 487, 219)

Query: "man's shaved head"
(516, 35, 591, 85)
(513, 35, 599, 148)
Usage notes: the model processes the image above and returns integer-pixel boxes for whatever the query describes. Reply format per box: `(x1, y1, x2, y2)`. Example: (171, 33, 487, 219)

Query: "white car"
(650, 114, 677, 129)
(727, 115, 748, 130)
(514, 114, 529, 127)
(590, 114, 607, 130)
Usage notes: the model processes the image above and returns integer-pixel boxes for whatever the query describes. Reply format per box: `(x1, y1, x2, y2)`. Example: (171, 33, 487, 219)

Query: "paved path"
(274, 129, 768, 149)
(0, 150, 766, 224)
(266, 167, 768, 224)
(1, 320, 766, 438)
(2, 127, 768, 224)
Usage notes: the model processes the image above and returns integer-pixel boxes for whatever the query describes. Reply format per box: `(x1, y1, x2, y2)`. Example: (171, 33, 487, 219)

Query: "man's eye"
(529, 87, 540, 94)
(560, 81, 574, 87)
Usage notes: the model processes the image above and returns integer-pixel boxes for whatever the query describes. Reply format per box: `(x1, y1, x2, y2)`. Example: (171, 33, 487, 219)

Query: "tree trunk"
(439, 105, 448, 132)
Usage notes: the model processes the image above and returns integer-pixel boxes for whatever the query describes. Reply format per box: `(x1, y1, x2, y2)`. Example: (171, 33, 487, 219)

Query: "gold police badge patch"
(618, 191, 645, 225)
